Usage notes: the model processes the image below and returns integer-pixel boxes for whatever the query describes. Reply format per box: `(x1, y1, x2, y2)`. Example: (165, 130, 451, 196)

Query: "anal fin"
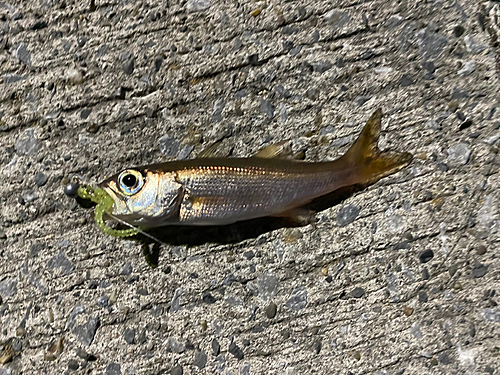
(272, 207, 316, 227)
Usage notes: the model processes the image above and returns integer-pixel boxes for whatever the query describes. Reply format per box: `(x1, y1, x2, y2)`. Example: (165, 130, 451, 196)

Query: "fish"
(96, 109, 412, 230)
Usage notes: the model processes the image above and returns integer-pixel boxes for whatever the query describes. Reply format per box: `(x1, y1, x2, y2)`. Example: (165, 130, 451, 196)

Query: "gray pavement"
(0, 0, 499, 374)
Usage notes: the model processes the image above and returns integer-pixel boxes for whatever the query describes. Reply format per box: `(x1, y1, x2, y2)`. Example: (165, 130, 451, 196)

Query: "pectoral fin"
(185, 195, 228, 208)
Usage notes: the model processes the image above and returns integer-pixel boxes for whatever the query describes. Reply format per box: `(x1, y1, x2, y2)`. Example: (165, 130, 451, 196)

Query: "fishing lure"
(65, 109, 412, 238)
(64, 178, 139, 237)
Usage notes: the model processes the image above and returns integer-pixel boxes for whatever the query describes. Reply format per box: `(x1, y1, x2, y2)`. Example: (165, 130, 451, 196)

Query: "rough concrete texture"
(0, 0, 499, 374)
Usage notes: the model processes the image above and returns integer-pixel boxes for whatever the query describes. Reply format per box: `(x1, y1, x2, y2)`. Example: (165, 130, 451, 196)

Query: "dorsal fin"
(253, 140, 295, 159)
(196, 140, 230, 158)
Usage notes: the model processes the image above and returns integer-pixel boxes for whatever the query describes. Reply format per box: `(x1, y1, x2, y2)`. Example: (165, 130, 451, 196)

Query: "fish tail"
(341, 109, 412, 185)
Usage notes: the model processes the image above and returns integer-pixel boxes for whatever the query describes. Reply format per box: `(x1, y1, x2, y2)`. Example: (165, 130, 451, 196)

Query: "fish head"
(98, 168, 183, 226)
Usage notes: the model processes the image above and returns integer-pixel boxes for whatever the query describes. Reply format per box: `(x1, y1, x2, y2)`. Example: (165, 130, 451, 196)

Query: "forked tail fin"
(341, 109, 413, 185)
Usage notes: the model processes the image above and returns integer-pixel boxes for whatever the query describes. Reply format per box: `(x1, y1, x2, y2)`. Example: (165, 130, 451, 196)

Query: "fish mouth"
(97, 182, 150, 225)
(97, 182, 127, 214)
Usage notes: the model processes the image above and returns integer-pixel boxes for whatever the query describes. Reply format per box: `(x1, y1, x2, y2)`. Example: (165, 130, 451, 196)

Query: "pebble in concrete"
(285, 286, 308, 310)
(337, 204, 360, 227)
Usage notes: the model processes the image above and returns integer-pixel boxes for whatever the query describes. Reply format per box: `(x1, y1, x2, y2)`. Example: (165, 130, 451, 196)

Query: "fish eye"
(118, 170, 144, 195)
(122, 174, 136, 187)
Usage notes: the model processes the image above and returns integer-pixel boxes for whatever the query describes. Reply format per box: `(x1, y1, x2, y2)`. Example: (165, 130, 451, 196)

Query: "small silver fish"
(98, 109, 412, 228)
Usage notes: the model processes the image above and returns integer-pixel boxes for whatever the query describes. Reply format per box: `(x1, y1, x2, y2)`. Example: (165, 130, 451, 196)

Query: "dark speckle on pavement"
(228, 340, 244, 360)
(212, 338, 221, 356)
(337, 204, 360, 227)
(419, 250, 434, 263)
(285, 287, 308, 310)
(473, 262, 488, 278)
(47, 253, 75, 275)
(123, 328, 135, 344)
(106, 363, 121, 375)
(350, 287, 365, 298)
(73, 317, 100, 346)
(193, 350, 207, 369)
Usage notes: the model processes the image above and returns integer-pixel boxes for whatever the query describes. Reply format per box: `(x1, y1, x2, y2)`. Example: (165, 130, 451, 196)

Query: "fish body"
(99, 109, 412, 228)
(101, 157, 357, 226)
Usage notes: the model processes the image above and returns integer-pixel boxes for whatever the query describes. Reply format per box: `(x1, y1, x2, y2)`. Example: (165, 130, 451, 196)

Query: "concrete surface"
(0, 0, 499, 374)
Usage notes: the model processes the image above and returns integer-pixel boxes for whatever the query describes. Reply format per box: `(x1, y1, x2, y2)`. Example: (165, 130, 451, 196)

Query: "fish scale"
(174, 163, 336, 224)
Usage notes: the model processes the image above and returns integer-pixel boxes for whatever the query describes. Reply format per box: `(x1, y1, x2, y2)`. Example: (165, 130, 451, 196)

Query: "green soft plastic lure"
(64, 177, 139, 237)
